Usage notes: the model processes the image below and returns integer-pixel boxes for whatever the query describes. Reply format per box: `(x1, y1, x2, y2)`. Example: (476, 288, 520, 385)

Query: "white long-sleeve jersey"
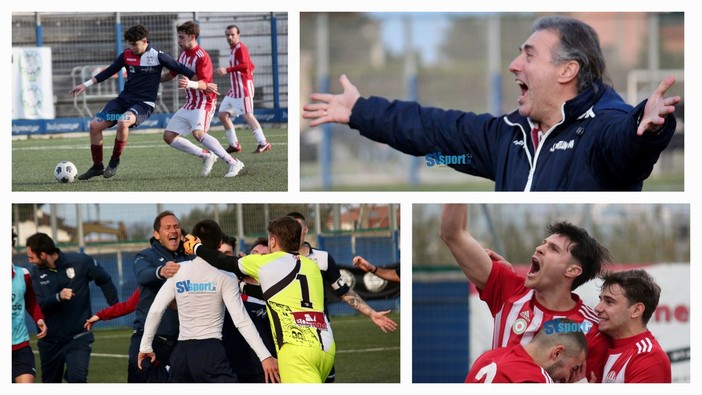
(139, 257, 271, 362)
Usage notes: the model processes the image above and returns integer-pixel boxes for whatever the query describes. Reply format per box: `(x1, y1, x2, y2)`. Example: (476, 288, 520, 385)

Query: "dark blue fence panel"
(412, 281, 469, 383)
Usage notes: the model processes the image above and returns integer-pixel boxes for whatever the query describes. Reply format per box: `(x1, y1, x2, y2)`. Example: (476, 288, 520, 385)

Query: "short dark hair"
(600, 270, 661, 325)
(532, 16, 610, 92)
(124, 25, 149, 42)
(267, 216, 301, 253)
(286, 211, 305, 221)
(547, 221, 610, 291)
(226, 24, 240, 34)
(249, 237, 268, 254)
(191, 219, 222, 249)
(177, 21, 200, 38)
(221, 234, 237, 248)
(153, 211, 178, 232)
(25, 233, 60, 255)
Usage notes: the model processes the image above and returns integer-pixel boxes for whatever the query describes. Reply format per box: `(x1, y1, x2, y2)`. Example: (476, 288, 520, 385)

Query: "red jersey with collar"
(602, 330, 671, 383)
(465, 344, 553, 383)
(478, 261, 611, 381)
(175, 45, 216, 111)
(226, 41, 255, 99)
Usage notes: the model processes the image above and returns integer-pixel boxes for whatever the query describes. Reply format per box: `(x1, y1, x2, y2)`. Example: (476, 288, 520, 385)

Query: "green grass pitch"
(12, 127, 288, 192)
(28, 312, 401, 383)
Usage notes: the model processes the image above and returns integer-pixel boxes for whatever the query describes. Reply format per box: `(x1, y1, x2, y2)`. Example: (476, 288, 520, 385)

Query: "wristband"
(371, 265, 377, 274)
(186, 80, 199, 90)
(83, 79, 94, 88)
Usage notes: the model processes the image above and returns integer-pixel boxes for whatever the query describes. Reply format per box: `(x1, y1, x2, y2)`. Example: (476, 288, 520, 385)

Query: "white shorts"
(165, 107, 215, 135)
(219, 95, 254, 118)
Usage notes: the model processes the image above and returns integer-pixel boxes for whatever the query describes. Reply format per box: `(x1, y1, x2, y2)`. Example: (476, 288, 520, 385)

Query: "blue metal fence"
(412, 281, 469, 383)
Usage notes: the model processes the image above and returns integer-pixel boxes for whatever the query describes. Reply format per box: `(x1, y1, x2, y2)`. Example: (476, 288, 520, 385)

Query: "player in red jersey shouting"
(441, 204, 612, 381)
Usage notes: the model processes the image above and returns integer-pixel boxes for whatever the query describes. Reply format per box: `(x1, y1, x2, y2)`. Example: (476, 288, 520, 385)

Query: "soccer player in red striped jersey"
(214, 25, 271, 154)
(162, 21, 245, 178)
(440, 204, 612, 382)
(595, 270, 671, 383)
(466, 318, 588, 383)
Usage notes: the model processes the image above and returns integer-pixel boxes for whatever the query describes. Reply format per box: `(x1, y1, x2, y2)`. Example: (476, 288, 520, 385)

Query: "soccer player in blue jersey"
(69, 24, 195, 180)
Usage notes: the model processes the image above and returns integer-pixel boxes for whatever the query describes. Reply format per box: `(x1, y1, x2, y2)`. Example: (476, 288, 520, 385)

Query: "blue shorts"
(12, 345, 37, 381)
(169, 339, 237, 383)
(96, 97, 154, 127)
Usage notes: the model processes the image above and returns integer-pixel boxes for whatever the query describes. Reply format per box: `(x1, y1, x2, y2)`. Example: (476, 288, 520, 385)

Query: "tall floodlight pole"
(316, 13, 332, 189)
(405, 15, 420, 186)
(116, 13, 125, 91)
(35, 13, 43, 46)
(236, 204, 245, 253)
(76, 205, 85, 252)
(648, 13, 660, 95)
(488, 14, 502, 115)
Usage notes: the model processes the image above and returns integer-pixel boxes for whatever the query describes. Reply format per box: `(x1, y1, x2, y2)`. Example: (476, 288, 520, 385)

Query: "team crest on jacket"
(66, 267, 75, 279)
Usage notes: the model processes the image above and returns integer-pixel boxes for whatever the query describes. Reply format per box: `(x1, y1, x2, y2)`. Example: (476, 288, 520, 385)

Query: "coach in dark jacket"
(303, 16, 680, 191)
(128, 211, 193, 382)
(26, 233, 118, 383)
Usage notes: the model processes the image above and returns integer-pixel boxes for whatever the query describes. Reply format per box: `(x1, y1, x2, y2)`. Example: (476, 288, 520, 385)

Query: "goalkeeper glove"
(183, 234, 201, 255)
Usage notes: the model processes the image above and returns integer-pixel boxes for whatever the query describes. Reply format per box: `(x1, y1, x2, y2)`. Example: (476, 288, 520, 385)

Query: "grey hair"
(532, 16, 611, 92)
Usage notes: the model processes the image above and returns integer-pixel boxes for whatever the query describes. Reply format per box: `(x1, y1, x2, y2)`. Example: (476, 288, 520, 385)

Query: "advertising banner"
(13, 47, 55, 119)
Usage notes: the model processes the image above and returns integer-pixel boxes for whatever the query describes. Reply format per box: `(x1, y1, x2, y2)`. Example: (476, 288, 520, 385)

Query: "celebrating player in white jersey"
(161, 21, 244, 178)
(214, 24, 271, 154)
(138, 219, 279, 383)
(440, 204, 612, 381)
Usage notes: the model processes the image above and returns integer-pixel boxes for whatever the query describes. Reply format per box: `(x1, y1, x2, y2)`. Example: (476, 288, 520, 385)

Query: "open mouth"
(528, 256, 540, 276)
(516, 80, 529, 102)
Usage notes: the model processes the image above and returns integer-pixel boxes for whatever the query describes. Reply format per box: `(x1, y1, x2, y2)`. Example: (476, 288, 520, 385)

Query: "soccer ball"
(363, 272, 388, 293)
(54, 161, 78, 183)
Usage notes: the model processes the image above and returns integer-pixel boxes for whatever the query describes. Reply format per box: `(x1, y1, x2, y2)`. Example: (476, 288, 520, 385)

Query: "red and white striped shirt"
(602, 330, 671, 383)
(174, 45, 216, 111)
(478, 261, 611, 381)
(226, 41, 255, 99)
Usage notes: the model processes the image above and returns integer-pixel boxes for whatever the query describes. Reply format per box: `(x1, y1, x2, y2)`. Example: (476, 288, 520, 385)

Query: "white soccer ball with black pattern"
(54, 161, 78, 183)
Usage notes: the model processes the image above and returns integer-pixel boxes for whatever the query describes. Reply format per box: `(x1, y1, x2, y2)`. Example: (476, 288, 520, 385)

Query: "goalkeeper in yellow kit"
(183, 216, 335, 383)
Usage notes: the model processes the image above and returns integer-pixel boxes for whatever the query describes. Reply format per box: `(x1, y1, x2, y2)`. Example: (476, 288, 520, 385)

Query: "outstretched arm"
(185, 234, 244, 277)
(353, 256, 400, 283)
(70, 54, 125, 96)
(636, 76, 680, 136)
(85, 288, 140, 330)
(69, 77, 96, 96)
(302, 74, 361, 127)
(341, 289, 398, 333)
(439, 204, 492, 289)
(158, 52, 195, 79)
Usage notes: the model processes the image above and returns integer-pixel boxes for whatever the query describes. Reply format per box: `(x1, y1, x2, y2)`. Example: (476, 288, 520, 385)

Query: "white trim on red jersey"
(177, 46, 216, 111)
